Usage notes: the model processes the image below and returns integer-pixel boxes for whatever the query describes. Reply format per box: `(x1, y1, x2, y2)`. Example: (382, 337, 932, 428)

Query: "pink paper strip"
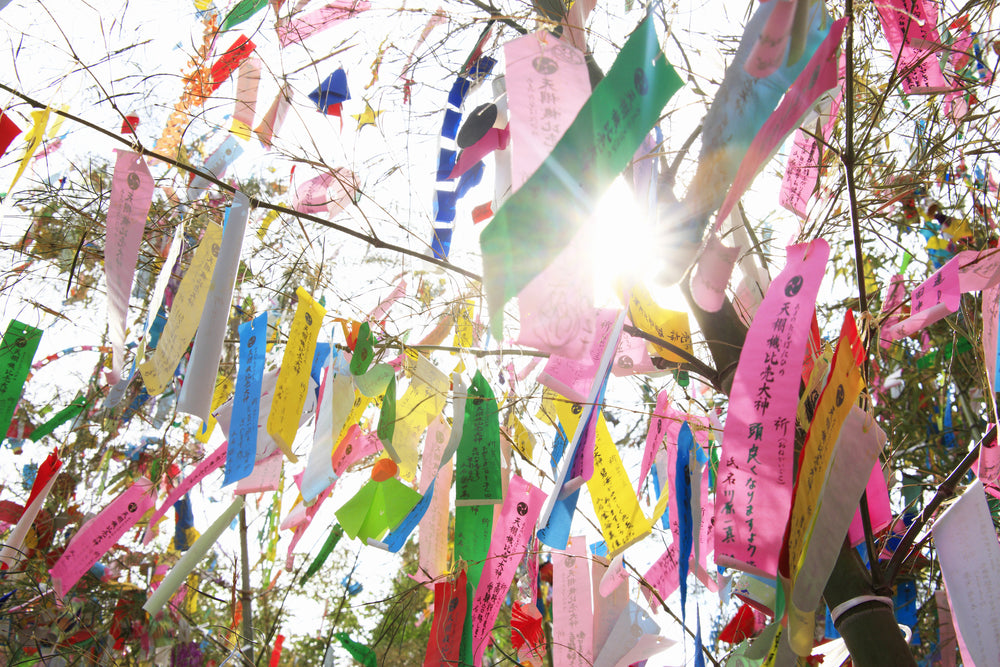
(104, 150, 155, 384)
(504, 31, 591, 191)
(978, 424, 1000, 499)
(611, 319, 658, 376)
(515, 236, 595, 361)
(419, 416, 453, 583)
(50, 478, 156, 598)
(538, 308, 619, 401)
(472, 475, 546, 665)
(643, 541, 680, 610)
(956, 248, 1000, 293)
(449, 127, 510, 180)
(276, 0, 372, 47)
(552, 536, 593, 667)
(875, 0, 949, 94)
(745, 0, 796, 78)
(847, 462, 891, 547)
(715, 239, 829, 576)
(331, 424, 382, 477)
(779, 61, 843, 219)
(637, 391, 670, 495)
(255, 84, 291, 149)
(144, 443, 227, 544)
(715, 18, 847, 229)
(885, 257, 961, 339)
(690, 233, 741, 312)
(294, 168, 358, 216)
(232, 58, 261, 130)
(234, 451, 284, 494)
(369, 279, 406, 323)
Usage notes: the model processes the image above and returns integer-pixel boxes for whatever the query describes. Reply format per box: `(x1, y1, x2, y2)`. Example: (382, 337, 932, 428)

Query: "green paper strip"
(334, 632, 376, 667)
(350, 322, 374, 376)
(377, 374, 396, 447)
(455, 371, 502, 502)
(300, 524, 344, 585)
(221, 0, 269, 30)
(0, 320, 43, 435)
(29, 394, 86, 441)
(479, 17, 683, 334)
(454, 504, 493, 665)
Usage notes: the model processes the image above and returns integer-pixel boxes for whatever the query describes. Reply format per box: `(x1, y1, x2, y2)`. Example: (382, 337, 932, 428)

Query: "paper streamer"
(0, 450, 60, 569)
(471, 475, 546, 664)
(255, 84, 292, 149)
(455, 371, 503, 504)
(50, 478, 156, 598)
(301, 351, 355, 501)
(143, 497, 244, 616)
(418, 416, 453, 581)
(231, 58, 261, 138)
(145, 442, 228, 544)
(504, 31, 591, 191)
(0, 320, 43, 434)
(267, 287, 325, 462)
(875, 0, 949, 94)
(385, 352, 448, 480)
(276, 0, 372, 47)
(423, 571, 467, 667)
(9, 108, 49, 192)
(552, 536, 593, 667)
(480, 17, 683, 333)
(933, 479, 1000, 666)
(178, 192, 250, 421)
(715, 239, 829, 576)
(187, 136, 244, 201)
(592, 601, 672, 667)
(104, 150, 155, 385)
(224, 313, 267, 486)
(139, 223, 223, 395)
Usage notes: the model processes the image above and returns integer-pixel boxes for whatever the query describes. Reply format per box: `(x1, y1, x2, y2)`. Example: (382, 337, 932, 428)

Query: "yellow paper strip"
(195, 374, 235, 443)
(556, 398, 655, 556)
(627, 283, 693, 363)
(390, 352, 448, 481)
(10, 108, 50, 192)
(267, 287, 326, 462)
(139, 223, 223, 395)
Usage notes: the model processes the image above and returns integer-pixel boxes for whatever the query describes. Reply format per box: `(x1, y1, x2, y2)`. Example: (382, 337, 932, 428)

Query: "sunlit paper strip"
(480, 17, 682, 334)
(255, 84, 292, 149)
(104, 150, 155, 385)
(178, 193, 250, 420)
(224, 312, 267, 486)
(138, 223, 222, 395)
(714, 239, 829, 577)
(301, 351, 359, 501)
(187, 135, 244, 201)
(9, 108, 49, 193)
(50, 478, 156, 598)
(267, 286, 325, 462)
(384, 352, 448, 481)
(0, 450, 60, 569)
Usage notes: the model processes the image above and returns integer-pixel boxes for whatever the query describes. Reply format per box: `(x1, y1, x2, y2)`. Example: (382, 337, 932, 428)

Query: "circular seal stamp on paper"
(634, 68, 648, 95)
(571, 403, 582, 415)
(551, 44, 584, 65)
(532, 56, 559, 75)
(127, 172, 141, 190)
(305, 312, 313, 326)
(516, 501, 529, 516)
(784, 275, 804, 297)
(618, 355, 634, 369)
(836, 384, 845, 407)
(128, 502, 138, 513)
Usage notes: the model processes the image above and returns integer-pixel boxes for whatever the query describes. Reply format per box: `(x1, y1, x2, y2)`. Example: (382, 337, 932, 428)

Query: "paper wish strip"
(715, 239, 829, 577)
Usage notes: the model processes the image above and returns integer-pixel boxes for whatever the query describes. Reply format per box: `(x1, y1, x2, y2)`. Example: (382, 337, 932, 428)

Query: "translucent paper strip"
(144, 442, 228, 544)
(104, 150, 155, 384)
(552, 536, 593, 667)
(178, 192, 250, 421)
(276, 0, 372, 47)
(480, 17, 682, 333)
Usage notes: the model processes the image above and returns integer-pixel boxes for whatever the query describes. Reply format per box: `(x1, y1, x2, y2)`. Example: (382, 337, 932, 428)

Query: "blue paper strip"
(224, 312, 267, 486)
